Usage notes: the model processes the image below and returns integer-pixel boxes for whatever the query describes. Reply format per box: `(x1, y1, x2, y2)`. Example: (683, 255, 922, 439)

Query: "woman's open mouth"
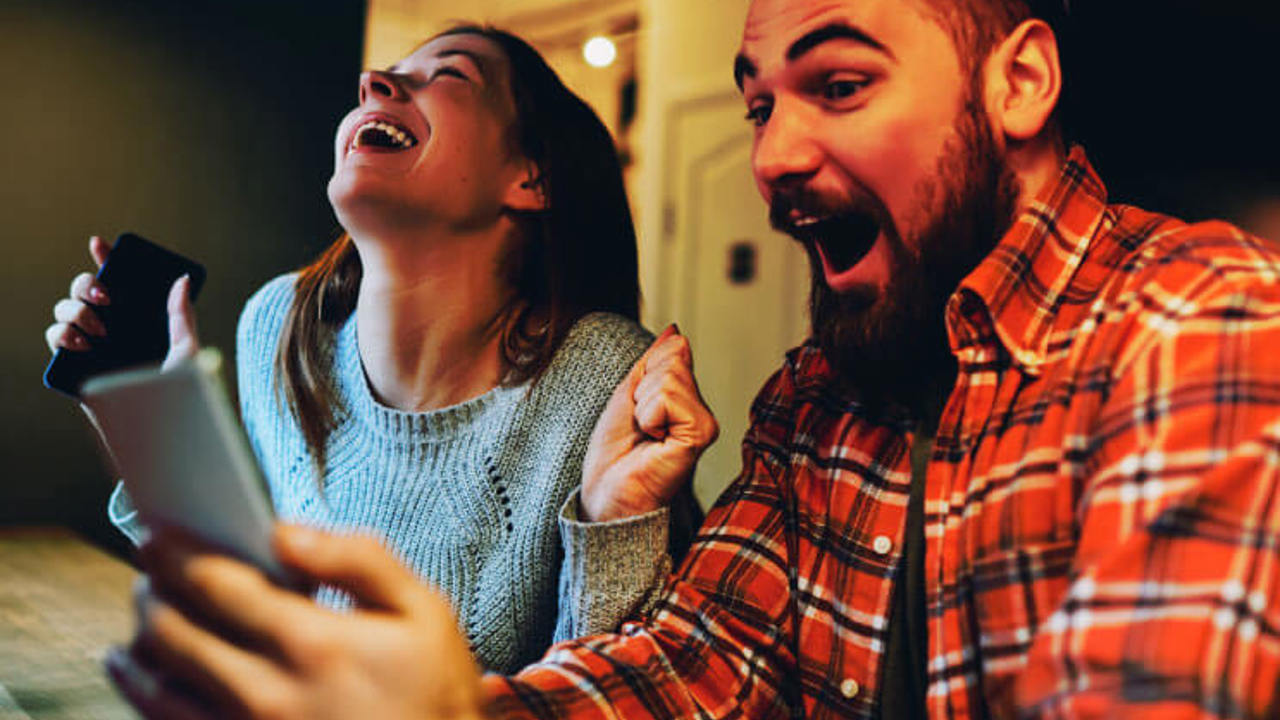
(349, 116, 418, 153)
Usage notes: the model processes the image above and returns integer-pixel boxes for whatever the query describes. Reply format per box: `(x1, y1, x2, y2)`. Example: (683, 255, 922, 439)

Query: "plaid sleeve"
(483, 362, 802, 720)
(1017, 231, 1280, 718)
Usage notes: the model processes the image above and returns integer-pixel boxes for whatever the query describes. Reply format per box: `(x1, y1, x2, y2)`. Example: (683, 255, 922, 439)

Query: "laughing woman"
(46, 26, 701, 673)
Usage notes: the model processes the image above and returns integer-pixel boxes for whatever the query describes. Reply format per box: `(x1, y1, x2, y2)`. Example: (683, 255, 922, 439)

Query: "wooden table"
(0, 528, 138, 719)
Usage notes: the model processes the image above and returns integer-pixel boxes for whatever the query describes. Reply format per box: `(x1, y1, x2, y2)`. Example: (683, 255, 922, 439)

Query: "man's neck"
(1006, 136, 1068, 216)
(350, 228, 512, 412)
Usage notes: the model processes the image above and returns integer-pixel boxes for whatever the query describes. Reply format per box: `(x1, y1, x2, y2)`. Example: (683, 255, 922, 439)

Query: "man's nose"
(752, 101, 823, 188)
(358, 70, 406, 104)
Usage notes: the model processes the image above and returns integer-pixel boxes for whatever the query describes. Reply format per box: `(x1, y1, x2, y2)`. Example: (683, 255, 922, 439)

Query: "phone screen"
(43, 233, 206, 398)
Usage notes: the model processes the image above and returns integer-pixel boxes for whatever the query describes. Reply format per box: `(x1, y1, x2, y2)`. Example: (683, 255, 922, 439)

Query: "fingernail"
(89, 286, 108, 304)
(72, 334, 89, 350)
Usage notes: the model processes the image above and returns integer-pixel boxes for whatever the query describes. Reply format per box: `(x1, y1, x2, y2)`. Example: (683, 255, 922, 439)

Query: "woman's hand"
(44, 235, 200, 371)
(580, 325, 719, 522)
(107, 525, 486, 720)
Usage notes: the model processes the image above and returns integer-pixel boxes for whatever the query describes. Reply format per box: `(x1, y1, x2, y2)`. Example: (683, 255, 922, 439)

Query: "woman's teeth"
(352, 120, 416, 150)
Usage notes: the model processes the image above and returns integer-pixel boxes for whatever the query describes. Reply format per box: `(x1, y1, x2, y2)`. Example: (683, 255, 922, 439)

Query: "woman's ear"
(983, 18, 1062, 143)
(504, 162, 548, 212)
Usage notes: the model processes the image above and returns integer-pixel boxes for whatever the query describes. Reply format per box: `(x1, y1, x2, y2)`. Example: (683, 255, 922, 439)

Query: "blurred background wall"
(0, 0, 365, 556)
(4, 0, 1278, 553)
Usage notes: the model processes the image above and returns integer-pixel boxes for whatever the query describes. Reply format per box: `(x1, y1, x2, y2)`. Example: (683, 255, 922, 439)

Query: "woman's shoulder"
(240, 273, 299, 328)
(528, 312, 652, 410)
(550, 311, 654, 382)
(235, 272, 298, 374)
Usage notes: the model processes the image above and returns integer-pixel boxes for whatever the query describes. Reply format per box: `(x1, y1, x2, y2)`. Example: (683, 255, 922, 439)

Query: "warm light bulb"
(583, 36, 617, 68)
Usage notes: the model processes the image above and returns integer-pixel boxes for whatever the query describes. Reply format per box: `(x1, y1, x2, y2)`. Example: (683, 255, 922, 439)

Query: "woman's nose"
(358, 70, 405, 104)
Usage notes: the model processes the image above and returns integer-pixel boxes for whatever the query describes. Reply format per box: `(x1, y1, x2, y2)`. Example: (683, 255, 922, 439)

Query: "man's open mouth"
(350, 117, 418, 152)
(786, 212, 880, 275)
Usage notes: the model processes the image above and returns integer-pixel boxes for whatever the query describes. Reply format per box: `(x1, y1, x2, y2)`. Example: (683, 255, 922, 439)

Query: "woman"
(46, 25, 702, 673)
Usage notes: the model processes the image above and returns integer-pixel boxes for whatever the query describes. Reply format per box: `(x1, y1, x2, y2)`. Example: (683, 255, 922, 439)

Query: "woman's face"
(328, 34, 529, 237)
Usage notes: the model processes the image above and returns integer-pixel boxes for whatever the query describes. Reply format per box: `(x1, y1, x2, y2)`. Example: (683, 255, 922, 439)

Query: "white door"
(655, 91, 809, 506)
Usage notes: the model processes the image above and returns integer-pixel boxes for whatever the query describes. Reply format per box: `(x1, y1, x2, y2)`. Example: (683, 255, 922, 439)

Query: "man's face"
(736, 0, 1018, 409)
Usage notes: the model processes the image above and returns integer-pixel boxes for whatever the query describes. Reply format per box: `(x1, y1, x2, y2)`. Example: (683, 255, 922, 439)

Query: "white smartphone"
(81, 348, 293, 586)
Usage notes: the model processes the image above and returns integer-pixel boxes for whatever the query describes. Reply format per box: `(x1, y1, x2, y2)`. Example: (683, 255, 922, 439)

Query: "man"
(109, 0, 1280, 718)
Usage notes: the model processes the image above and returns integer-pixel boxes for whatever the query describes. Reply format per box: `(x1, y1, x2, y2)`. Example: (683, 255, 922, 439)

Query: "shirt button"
(840, 678, 859, 698)
(873, 535, 893, 555)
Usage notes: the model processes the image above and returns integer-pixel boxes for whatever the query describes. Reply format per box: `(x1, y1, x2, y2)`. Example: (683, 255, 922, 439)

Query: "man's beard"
(793, 94, 1019, 424)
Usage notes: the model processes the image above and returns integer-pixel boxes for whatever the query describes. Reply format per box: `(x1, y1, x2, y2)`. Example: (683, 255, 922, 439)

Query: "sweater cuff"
(107, 481, 148, 547)
(557, 489, 671, 636)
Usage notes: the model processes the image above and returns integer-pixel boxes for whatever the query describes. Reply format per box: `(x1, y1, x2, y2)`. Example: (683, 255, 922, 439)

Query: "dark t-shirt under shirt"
(876, 429, 931, 718)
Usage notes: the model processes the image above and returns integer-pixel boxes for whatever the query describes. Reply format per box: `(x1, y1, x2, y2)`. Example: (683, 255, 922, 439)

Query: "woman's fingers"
(105, 647, 213, 720)
(89, 235, 110, 269)
(69, 271, 109, 306)
(140, 533, 319, 659)
(45, 322, 89, 353)
(129, 595, 296, 720)
(53, 297, 107, 337)
(162, 275, 200, 370)
(632, 337, 717, 449)
(273, 525, 421, 613)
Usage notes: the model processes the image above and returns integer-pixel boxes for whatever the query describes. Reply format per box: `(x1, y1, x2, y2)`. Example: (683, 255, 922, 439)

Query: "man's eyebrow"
(734, 21, 892, 90)
(733, 54, 757, 91)
(786, 22, 892, 61)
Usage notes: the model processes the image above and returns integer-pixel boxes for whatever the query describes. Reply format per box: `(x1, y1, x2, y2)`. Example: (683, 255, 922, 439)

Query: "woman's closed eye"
(431, 66, 469, 82)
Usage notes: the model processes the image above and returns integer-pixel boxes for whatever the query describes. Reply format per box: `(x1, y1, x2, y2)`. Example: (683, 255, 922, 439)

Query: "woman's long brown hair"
(274, 25, 640, 471)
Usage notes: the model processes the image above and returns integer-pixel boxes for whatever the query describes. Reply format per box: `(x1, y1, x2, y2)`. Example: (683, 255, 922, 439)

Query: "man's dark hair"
(919, 0, 1067, 76)
(921, 0, 1070, 143)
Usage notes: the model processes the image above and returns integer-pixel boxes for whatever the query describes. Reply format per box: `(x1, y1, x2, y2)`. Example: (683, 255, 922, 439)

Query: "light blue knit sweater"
(111, 273, 678, 673)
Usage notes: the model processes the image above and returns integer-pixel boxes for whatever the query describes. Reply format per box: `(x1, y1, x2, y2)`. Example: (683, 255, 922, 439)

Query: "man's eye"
(744, 104, 773, 127)
(822, 79, 866, 101)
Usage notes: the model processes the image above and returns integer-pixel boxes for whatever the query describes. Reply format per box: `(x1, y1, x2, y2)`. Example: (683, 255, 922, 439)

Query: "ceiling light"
(583, 36, 617, 68)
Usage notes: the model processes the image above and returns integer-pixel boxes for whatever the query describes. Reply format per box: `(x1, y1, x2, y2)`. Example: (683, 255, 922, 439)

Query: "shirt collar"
(950, 146, 1110, 375)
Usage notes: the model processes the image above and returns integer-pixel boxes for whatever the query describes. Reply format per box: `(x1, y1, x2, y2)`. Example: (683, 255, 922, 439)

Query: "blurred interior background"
(3, 0, 1277, 558)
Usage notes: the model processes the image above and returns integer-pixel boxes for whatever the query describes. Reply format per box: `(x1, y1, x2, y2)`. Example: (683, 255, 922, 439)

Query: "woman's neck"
(350, 231, 511, 412)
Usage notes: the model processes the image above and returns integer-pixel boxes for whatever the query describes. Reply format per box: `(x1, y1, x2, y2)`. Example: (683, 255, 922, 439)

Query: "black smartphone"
(43, 233, 206, 398)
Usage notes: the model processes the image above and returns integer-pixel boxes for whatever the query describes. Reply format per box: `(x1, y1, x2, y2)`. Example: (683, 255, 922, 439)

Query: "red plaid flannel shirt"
(484, 148, 1280, 718)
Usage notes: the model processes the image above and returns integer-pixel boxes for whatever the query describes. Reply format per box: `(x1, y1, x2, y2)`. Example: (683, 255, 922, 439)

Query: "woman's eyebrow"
(434, 49, 489, 80)
(383, 49, 488, 79)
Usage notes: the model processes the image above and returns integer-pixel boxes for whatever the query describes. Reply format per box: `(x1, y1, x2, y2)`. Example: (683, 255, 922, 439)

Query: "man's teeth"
(793, 215, 823, 228)
(353, 120, 415, 149)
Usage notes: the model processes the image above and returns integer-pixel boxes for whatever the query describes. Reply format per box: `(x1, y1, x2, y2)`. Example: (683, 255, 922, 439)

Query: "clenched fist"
(581, 326, 719, 522)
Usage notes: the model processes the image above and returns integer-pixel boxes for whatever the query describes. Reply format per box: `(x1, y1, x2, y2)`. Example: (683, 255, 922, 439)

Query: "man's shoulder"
(1085, 206, 1280, 372)
(1107, 206, 1280, 299)
(753, 342, 846, 421)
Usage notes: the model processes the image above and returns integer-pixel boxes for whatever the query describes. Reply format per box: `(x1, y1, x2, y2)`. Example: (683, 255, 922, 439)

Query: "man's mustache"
(768, 186, 895, 239)
(768, 188, 846, 235)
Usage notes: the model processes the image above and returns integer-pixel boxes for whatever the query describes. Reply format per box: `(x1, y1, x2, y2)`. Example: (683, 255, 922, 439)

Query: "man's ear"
(984, 18, 1061, 143)
(504, 162, 548, 212)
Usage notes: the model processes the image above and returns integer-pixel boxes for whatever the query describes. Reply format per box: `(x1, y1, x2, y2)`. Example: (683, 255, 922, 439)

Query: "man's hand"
(106, 525, 485, 720)
(581, 325, 719, 522)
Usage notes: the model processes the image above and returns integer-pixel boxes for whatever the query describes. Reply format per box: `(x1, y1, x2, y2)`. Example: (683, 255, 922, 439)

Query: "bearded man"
(110, 0, 1280, 718)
